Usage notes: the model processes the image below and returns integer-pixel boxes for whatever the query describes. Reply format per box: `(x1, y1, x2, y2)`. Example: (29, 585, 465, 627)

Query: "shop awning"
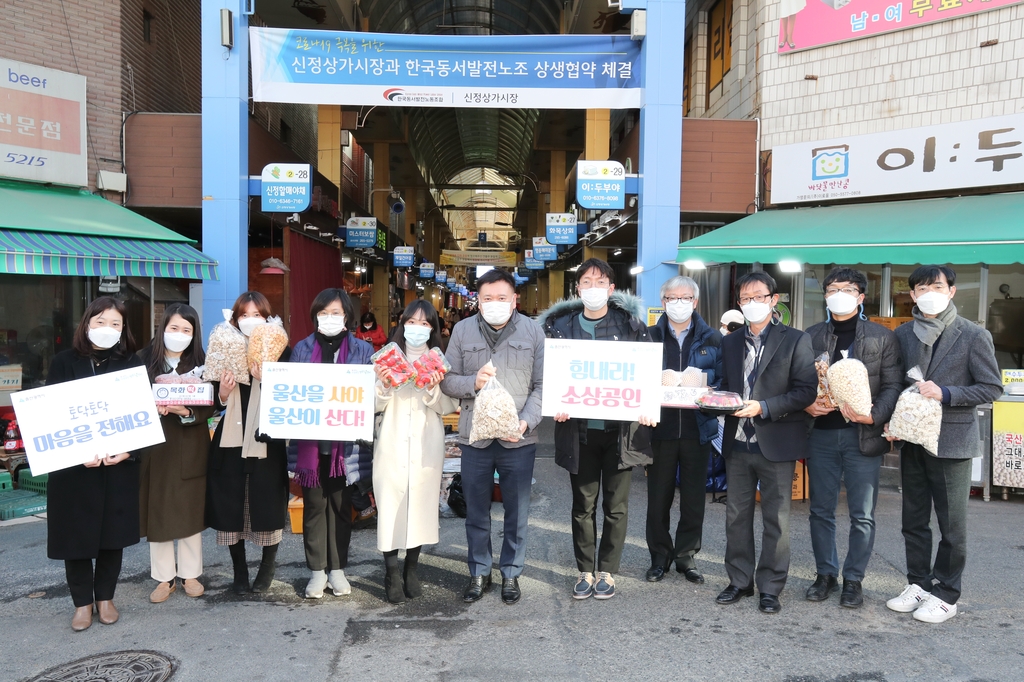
(676, 192, 1024, 267)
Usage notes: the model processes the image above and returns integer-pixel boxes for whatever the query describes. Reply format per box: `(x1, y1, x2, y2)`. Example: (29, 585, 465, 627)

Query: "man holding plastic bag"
(441, 269, 545, 606)
(883, 265, 1001, 624)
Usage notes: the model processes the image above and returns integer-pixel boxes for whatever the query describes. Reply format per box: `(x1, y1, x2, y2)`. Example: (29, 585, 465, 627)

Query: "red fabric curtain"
(287, 229, 344, 345)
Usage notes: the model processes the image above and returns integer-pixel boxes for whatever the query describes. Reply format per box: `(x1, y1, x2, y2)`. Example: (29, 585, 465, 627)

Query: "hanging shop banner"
(771, 113, 1024, 204)
(12, 367, 165, 475)
(0, 58, 88, 187)
(259, 362, 375, 442)
(393, 245, 415, 267)
(576, 160, 626, 209)
(419, 262, 435, 278)
(546, 213, 578, 245)
(249, 28, 642, 109)
(346, 217, 377, 247)
(541, 339, 662, 422)
(777, 0, 1021, 55)
(435, 269, 447, 283)
(524, 250, 545, 270)
(532, 237, 558, 261)
(440, 250, 517, 267)
(261, 163, 312, 212)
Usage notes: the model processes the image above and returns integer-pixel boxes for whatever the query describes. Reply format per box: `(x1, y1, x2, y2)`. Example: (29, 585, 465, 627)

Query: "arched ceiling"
(363, 0, 562, 36)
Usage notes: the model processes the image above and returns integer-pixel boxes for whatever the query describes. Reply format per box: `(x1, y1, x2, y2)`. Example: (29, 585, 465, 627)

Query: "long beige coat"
(373, 346, 458, 552)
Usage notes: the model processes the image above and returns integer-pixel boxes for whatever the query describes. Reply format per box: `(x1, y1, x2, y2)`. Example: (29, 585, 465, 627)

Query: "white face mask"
(915, 291, 950, 315)
(403, 324, 431, 347)
(665, 300, 694, 324)
(579, 287, 609, 312)
(825, 291, 860, 317)
(741, 300, 772, 324)
(88, 326, 121, 349)
(317, 314, 346, 337)
(481, 301, 513, 327)
(163, 331, 193, 353)
(237, 317, 265, 337)
(720, 326, 730, 335)
(363, 323, 373, 330)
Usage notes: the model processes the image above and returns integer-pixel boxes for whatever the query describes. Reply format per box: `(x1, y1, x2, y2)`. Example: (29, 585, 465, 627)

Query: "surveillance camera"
(390, 196, 405, 215)
(303, 223, 317, 231)
(287, 213, 300, 223)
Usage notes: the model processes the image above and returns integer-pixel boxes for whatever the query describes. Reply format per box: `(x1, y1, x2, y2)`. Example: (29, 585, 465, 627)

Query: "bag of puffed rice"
(202, 309, 251, 385)
(888, 366, 942, 455)
(827, 358, 872, 417)
(814, 352, 838, 409)
(247, 316, 288, 375)
(469, 362, 522, 443)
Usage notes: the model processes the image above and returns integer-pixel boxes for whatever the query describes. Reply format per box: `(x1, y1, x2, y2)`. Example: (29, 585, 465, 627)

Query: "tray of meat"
(694, 390, 745, 416)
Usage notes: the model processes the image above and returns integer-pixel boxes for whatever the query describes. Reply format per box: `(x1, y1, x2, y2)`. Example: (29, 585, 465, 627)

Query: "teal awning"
(676, 192, 1024, 266)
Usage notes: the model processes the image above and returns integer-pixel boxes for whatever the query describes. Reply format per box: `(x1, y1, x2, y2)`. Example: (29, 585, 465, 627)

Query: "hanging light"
(259, 257, 289, 275)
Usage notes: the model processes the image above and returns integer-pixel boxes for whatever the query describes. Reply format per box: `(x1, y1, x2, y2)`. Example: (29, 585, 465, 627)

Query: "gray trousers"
(724, 447, 795, 596)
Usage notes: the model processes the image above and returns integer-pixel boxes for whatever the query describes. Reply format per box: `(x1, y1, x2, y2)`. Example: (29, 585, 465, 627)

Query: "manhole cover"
(26, 650, 176, 682)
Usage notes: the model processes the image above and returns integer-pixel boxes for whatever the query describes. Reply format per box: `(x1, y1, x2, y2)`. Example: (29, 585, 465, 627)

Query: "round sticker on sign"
(775, 302, 792, 326)
(156, 387, 170, 399)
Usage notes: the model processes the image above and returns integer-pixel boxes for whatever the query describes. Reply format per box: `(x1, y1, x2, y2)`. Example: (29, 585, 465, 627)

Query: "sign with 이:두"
(259, 362, 375, 441)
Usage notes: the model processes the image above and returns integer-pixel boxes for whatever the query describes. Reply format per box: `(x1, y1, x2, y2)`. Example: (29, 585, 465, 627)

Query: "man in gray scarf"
(885, 265, 1001, 624)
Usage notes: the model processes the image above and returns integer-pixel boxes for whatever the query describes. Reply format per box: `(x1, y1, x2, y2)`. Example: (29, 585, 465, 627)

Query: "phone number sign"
(576, 160, 625, 209)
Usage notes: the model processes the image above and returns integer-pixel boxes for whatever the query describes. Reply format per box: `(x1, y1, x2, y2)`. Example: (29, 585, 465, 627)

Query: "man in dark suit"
(715, 272, 817, 614)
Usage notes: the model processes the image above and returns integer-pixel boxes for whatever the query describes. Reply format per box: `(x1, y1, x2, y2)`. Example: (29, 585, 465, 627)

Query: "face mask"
(665, 300, 694, 324)
(88, 326, 121, 349)
(163, 331, 192, 353)
(720, 326, 730, 335)
(237, 317, 265, 337)
(317, 314, 346, 337)
(825, 291, 860, 316)
(915, 291, 950, 315)
(404, 324, 431, 347)
(579, 287, 609, 312)
(741, 300, 772, 324)
(363, 324, 372, 330)
(481, 301, 513, 327)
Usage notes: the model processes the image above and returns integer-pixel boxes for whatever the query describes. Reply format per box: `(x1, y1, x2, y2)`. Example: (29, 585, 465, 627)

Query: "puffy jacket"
(648, 312, 723, 445)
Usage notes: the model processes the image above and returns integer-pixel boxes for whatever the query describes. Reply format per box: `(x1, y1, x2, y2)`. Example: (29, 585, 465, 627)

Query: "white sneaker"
(913, 594, 958, 623)
(886, 584, 928, 613)
(305, 570, 328, 599)
(328, 569, 351, 596)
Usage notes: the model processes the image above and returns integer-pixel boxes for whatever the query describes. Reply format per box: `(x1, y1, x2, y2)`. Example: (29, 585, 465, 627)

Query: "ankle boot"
(383, 551, 405, 604)
(228, 541, 250, 595)
(403, 547, 422, 599)
(251, 543, 279, 593)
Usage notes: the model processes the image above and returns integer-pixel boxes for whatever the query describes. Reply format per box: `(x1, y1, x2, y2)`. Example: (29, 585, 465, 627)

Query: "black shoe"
(840, 580, 863, 608)
(645, 565, 668, 582)
(501, 577, 521, 605)
(251, 544, 279, 593)
(759, 593, 782, 613)
(403, 561, 422, 599)
(385, 566, 406, 604)
(805, 574, 838, 602)
(462, 574, 492, 603)
(227, 541, 250, 595)
(716, 584, 754, 604)
(681, 568, 705, 585)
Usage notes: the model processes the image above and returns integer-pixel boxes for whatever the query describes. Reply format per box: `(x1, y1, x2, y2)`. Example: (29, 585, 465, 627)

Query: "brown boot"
(96, 599, 119, 625)
(71, 605, 93, 631)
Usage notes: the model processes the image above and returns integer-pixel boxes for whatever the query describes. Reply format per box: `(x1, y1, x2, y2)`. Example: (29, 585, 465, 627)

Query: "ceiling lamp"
(259, 257, 290, 275)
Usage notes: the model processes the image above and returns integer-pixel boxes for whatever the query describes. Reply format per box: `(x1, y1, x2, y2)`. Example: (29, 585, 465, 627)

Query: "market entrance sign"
(249, 28, 642, 109)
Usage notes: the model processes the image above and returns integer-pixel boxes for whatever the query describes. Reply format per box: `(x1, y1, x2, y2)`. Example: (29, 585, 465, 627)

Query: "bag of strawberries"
(412, 347, 451, 390)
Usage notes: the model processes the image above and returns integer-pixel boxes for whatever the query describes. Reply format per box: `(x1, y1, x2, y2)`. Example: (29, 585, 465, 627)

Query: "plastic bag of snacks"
(827, 358, 873, 417)
(814, 352, 838, 409)
(412, 347, 451, 390)
(694, 390, 745, 415)
(888, 366, 942, 455)
(247, 316, 289, 375)
(202, 310, 250, 385)
(469, 363, 522, 443)
(372, 342, 415, 387)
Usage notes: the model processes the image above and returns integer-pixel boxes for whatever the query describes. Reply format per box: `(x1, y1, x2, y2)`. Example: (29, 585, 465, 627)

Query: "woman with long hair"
(138, 303, 216, 603)
(355, 311, 388, 352)
(46, 296, 141, 631)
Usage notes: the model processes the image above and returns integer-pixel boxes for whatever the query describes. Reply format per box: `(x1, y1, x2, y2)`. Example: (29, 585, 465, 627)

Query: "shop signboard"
(261, 163, 312, 212)
(439, 250, 517, 267)
(576, 160, 625, 209)
(524, 250, 545, 270)
(647, 307, 664, 326)
(419, 262, 435, 279)
(0, 58, 87, 187)
(250, 28, 642, 109)
(393, 245, 415, 267)
(992, 399, 1024, 488)
(1001, 369, 1024, 385)
(532, 237, 558, 261)
(546, 213, 578, 245)
(771, 113, 1024, 204)
(346, 217, 377, 247)
(435, 269, 447, 283)
(259, 362, 375, 442)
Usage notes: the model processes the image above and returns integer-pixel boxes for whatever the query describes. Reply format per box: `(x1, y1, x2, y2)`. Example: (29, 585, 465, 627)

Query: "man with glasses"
(716, 272, 817, 614)
(884, 265, 1001, 623)
(804, 268, 903, 608)
(539, 258, 656, 601)
(645, 276, 723, 585)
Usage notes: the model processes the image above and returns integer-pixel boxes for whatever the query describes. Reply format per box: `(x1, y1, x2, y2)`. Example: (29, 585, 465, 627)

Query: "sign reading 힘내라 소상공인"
(771, 113, 1024, 204)
(249, 28, 641, 109)
(259, 362, 375, 442)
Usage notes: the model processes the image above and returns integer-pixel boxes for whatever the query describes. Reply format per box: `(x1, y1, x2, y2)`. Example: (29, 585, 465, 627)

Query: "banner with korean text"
(12, 367, 164, 475)
(259, 362, 375, 441)
(541, 339, 662, 422)
(250, 28, 642, 109)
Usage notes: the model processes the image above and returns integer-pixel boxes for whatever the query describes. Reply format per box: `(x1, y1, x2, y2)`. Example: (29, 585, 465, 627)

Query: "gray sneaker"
(594, 572, 616, 600)
(573, 572, 595, 600)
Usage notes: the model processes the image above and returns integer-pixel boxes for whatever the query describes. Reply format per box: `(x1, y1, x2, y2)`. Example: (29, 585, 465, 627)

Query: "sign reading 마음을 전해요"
(261, 163, 311, 212)
(259, 362, 375, 442)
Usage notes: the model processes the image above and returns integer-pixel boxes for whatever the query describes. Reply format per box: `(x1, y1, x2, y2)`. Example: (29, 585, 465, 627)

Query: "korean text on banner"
(259, 362, 375, 441)
(541, 339, 662, 422)
(12, 366, 165, 475)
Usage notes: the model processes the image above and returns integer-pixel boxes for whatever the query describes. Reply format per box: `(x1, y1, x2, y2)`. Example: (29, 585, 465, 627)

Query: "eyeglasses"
(663, 296, 695, 304)
(825, 286, 861, 297)
(578, 279, 610, 289)
(738, 293, 772, 306)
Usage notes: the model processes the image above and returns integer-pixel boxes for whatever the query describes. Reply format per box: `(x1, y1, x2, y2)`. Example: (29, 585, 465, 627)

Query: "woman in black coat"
(46, 296, 142, 632)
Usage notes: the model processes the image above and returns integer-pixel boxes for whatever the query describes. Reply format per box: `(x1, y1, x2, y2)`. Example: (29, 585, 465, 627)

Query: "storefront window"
(802, 264, 885, 331)
(985, 265, 1024, 370)
(890, 264, 979, 322)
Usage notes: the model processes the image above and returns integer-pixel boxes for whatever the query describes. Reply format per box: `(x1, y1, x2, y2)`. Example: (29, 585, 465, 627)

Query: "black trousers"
(65, 548, 123, 607)
(569, 429, 632, 574)
(302, 455, 353, 572)
(646, 438, 710, 570)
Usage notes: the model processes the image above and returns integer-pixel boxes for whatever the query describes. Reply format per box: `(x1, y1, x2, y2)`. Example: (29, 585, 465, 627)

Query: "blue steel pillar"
(624, 0, 685, 305)
(201, 0, 249, 336)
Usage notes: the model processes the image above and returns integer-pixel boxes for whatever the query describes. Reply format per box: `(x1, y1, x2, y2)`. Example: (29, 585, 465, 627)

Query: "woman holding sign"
(46, 296, 142, 632)
(290, 288, 375, 600)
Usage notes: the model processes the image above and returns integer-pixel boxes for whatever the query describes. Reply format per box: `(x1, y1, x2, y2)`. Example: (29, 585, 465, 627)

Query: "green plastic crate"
(0, 489, 35, 505)
(17, 469, 47, 494)
(0, 492, 46, 520)
(0, 471, 11, 491)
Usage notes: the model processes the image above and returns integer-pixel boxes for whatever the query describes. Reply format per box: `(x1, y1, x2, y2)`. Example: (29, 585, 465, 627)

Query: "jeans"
(461, 441, 537, 579)
(807, 428, 881, 582)
(646, 438, 710, 570)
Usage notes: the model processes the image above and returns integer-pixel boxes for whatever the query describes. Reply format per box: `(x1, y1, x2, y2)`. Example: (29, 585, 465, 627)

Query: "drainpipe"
(753, 117, 761, 211)
(880, 264, 893, 317)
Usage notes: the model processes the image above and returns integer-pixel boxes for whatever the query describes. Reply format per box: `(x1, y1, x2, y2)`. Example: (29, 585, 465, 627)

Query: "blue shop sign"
(261, 163, 311, 212)
(576, 160, 625, 210)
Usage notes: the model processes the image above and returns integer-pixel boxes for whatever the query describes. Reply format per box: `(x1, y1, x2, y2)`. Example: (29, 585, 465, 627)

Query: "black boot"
(384, 551, 405, 604)
(251, 543, 278, 593)
(403, 546, 422, 599)
(228, 541, 250, 595)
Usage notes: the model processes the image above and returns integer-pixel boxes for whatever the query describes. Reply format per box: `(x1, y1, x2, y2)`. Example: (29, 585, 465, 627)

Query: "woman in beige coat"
(374, 301, 457, 603)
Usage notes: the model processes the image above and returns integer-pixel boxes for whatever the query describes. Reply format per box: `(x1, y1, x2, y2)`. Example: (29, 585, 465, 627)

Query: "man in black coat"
(715, 272, 817, 614)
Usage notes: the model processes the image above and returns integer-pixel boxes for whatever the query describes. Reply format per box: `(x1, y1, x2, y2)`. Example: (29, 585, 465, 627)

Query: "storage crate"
(17, 469, 47, 494)
(288, 495, 303, 534)
(0, 471, 12, 491)
(0, 490, 46, 520)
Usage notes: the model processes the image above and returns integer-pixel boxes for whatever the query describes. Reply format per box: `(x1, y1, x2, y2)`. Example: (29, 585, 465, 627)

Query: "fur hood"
(537, 290, 645, 328)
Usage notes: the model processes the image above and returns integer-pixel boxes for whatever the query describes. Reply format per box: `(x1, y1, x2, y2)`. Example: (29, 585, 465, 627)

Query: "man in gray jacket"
(441, 268, 545, 606)
(885, 265, 1001, 624)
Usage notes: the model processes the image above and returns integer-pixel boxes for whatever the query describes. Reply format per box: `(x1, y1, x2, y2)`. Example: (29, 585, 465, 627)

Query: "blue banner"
(393, 246, 414, 267)
(533, 244, 558, 261)
(346, 228, 376, 248)
(576, 160, 626, 210)
(525, 258, 545, 270)
(545, 213, 578, 245)
(419, 263, 435, 279)
(435, 271, 447, 284)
